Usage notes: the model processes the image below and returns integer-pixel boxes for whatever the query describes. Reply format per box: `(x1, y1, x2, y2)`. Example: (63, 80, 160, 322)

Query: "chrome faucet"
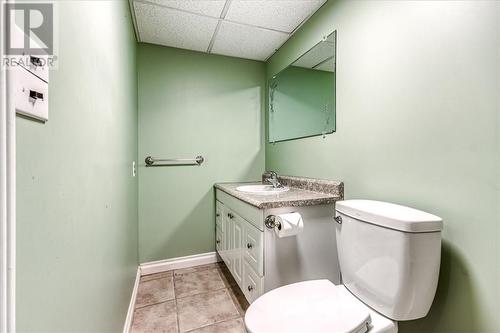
(263, 171, 282, 188)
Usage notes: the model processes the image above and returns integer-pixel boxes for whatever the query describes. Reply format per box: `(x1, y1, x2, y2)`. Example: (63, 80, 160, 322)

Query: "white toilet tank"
(335, 200, 443, 321)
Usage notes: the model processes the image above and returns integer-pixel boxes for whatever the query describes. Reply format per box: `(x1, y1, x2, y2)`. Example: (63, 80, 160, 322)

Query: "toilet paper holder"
(265, 215, 282, 230)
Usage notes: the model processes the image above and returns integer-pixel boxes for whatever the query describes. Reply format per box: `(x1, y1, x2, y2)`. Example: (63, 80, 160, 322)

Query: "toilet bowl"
(245, 279, 396, 333)
(244, 200, 443, 333)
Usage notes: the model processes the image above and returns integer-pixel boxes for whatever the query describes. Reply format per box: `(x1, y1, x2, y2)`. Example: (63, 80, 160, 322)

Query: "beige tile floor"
(131, 262, 249, 333)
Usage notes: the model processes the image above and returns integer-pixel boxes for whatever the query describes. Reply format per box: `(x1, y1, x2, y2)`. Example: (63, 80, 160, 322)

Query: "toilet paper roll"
(275, 212, 304, 238)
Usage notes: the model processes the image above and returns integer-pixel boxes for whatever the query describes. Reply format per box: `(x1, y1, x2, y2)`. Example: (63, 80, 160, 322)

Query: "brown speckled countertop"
(214, 175, 343, 209)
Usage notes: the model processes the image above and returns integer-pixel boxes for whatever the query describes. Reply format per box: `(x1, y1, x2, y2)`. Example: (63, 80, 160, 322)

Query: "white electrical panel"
(10, 65, 49, 122)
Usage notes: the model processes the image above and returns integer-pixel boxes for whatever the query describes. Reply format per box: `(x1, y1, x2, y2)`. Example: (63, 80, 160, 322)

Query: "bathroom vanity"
(214, 175, 343, 303)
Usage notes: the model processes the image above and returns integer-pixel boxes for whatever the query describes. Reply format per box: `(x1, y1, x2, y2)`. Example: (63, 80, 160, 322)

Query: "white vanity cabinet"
(215, 187, 341, 304)
(216, 190, 265, 303)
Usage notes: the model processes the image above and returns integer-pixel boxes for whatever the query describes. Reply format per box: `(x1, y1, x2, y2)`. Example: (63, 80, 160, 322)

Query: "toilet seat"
(244, 280, 372, 333)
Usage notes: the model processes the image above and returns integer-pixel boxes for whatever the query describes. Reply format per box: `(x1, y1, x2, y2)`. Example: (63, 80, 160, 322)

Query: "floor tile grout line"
(135, 283, 240, 308)
(172, 273, 177, 299)
(140, 274, 173, 282)
(134, 272, 176, 310)
(175, 286, 229, 301)
(174, 297, 181, 333)
(173, 266, 232, 300)
(136, 272, 230, 308)
(176, 289, 242, 332)
(182, 315, 244, 333)
(173, 273, 181, 333)
(141, 263, 221, 281)
(141, 263, 223, 281)
(143, 270, 175, 275)
(173, 267, 222, 278)
(134, 298, 176, 310)
(175, 287, 241, 332)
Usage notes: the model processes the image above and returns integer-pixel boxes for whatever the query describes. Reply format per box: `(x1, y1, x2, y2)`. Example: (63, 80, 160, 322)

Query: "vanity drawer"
(243, 261, 263, 303)
(244, 220, 263, 276)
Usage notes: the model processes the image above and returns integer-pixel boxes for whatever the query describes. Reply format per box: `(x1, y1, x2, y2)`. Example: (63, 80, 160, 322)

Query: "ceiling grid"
(131, 0, 327, 61)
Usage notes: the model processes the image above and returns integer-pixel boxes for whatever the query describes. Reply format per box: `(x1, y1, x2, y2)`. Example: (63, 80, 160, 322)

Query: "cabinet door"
(232, 215, 244, 286)
(215, 201, 223, 256)
(215, 225, 223, 254)
(244, 219, 264, 276)
(216, 201, 229, 265)
(224, 209, 233, 268)
(215, 201, 223, 230)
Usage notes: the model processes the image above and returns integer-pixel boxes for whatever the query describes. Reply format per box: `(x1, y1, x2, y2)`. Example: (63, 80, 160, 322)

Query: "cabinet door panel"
(215, 201, 224, 259)
(244, 220, 264, 276)
(216, 225, 223, 253)
(232, 216, 243, 286)
(224, 208, 234, 270)
(215, 201, 223, 229)
(214, 197, 265, 301)
(218, 202, 230, 266)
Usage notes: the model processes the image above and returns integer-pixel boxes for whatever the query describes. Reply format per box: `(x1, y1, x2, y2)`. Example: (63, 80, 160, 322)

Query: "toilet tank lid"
(336, 200, 443, 233)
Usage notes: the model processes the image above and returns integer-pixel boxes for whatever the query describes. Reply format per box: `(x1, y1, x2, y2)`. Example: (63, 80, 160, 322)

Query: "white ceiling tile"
(134, 1, 219, 52)
(292, 41, 335, 69)
(211, 21, 289, 61)
(225, 0, 326, 33)
(144, 0, 227, 18)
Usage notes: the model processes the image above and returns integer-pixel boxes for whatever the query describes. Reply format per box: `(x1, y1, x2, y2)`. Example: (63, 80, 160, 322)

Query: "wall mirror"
(268, 31, 336, 143)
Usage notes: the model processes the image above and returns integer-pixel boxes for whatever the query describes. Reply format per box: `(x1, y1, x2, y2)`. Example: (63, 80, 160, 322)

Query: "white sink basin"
(236, 184, 289, 195)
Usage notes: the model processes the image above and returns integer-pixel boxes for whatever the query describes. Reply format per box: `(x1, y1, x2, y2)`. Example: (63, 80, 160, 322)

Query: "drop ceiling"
(130, 0, 327, 61)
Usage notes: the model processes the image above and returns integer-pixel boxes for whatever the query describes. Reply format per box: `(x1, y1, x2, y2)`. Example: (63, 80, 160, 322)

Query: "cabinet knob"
(227, 213, 234, 219)
(216, 213, 220, 217)
(247, 243, 253, 249)
(248, 285, 254, 292)
(216, 239, 220, 244)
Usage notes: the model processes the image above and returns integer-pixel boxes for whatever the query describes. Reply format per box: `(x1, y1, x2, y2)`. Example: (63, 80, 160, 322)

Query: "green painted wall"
(16, 1, 138, 332)
(138, 44, 265, 262)
(266, 1, 499, 332)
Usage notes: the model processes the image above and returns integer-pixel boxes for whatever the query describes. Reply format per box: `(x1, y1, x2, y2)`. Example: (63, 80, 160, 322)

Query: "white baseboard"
(140, 252, 221, 276)
(123, 267, 141, 333)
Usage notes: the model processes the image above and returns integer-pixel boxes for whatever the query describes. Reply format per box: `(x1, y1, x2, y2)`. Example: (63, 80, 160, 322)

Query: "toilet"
(244, 200, 443, 333)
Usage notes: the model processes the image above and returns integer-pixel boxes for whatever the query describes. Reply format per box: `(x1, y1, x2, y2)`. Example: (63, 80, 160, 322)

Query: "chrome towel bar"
(144, 155, 204, 167)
